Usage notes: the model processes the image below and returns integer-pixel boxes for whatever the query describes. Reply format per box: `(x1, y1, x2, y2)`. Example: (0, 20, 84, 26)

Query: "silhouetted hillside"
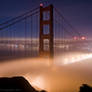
(0, 76, 46, 92)
(79, 84, 92, 92)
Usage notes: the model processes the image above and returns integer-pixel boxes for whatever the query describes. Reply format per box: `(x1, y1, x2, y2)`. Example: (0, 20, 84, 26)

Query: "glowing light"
(81, 36, 86, 40)
(64, 53, 92, 65)
(71, 57, 75, 61)
(15, 44, 18, 48)
(40, 3, 43, 7)
(56, 53, 92, 65)
(73, 36, 78, 40)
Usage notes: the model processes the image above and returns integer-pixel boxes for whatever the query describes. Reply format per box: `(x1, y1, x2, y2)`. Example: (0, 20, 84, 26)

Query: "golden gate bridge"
(0, 4, 89, 61)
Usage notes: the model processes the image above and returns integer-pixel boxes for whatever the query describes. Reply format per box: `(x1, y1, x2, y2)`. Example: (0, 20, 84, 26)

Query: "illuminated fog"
(0, 51, 92, 92)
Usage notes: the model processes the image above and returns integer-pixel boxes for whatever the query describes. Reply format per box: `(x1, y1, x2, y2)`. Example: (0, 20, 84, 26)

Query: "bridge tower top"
(39, 4, 54, 58)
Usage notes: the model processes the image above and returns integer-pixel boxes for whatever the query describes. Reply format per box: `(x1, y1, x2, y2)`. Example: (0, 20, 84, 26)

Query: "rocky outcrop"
(0, 76, 47, 92)
(79, 84, 92, 92)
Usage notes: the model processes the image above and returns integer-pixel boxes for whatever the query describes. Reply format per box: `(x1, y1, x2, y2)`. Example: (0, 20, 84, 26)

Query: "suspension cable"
(0, 7, 39, 26)
(0, 11, 39, 31)
(54, 7, 81, 37)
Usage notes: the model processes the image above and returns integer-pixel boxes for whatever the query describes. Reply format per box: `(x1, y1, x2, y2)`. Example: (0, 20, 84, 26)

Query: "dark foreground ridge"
(79, 84, 92, 92)
(0, 76, 46, 92)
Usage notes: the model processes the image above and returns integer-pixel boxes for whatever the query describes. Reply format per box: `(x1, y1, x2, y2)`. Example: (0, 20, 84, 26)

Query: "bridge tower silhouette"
(39, 4, 54, 58)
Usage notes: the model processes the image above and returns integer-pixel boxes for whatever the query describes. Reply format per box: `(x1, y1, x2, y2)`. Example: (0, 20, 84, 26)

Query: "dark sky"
(0, 0, 92, 38)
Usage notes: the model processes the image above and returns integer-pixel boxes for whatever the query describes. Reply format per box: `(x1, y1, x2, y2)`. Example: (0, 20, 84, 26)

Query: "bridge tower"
(39, 4, 54, 58)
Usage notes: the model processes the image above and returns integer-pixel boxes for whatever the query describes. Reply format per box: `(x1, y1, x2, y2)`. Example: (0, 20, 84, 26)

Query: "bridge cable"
(54, 7, 82, 37)
(0, 7, 39, 26)
(0, 11, 39, 31)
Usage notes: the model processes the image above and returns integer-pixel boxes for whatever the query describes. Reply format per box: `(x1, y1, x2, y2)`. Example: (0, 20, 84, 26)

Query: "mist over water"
(0, 52, 92, 92)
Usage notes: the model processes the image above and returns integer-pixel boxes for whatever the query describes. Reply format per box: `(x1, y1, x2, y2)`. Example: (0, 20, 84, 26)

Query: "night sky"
(0, 0, 92, 38)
